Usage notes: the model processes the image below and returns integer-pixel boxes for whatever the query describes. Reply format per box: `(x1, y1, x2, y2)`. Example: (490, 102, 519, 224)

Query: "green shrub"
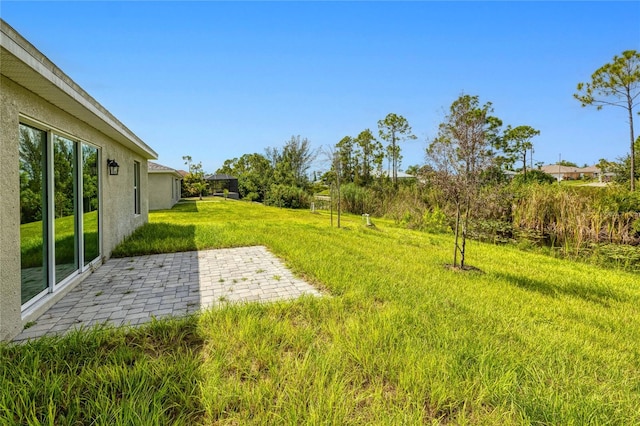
(512, 169, 557, 185)
(421, 207, 450, 234)
(243, 192, 260, 202)
(264, 184, 310, 209)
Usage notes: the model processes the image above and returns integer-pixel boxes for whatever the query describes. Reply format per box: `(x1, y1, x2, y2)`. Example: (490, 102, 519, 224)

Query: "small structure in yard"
(205, 173, 239, 199)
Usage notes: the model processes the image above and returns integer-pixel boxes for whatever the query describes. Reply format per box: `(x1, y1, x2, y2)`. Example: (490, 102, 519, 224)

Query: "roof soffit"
(1, 20, 157, 159)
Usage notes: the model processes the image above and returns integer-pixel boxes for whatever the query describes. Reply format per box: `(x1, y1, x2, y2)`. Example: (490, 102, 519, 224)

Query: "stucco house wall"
(539, 164, 602, 182)
(148, 162, 182, 210)
(1, 20, 157, 341)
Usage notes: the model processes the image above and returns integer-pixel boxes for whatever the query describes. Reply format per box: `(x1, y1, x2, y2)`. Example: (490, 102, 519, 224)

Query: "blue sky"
(2, 1, 639, 174)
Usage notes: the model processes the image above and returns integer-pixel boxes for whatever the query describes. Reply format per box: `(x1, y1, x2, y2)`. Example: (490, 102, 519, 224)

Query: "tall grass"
(1, 317, 205, 425)
(513, 184, 640, 246)
(3, 199, 640, 424)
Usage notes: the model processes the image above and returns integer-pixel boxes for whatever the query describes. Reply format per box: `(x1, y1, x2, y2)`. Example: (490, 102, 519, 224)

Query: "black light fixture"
(107, 159, 120, 176)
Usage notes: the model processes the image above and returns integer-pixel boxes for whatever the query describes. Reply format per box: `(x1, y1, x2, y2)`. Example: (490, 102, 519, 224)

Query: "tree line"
(181, 49, 639, 270)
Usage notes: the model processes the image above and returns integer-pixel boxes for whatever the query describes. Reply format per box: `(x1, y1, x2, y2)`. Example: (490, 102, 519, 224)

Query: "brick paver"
(14, 246, 321, 341)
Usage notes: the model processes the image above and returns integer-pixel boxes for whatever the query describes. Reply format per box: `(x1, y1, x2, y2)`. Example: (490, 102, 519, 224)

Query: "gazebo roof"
(205, 174, 237, 181)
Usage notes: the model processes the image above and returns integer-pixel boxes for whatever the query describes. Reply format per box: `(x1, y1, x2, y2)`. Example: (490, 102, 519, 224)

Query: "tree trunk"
(453, 203, 461, 268)
(330, 183, 334, 227)
(337, 177, 341, 229)
(628, 91, 636, 191)
(461, 199, 471, 269)
(392, 133, 398, 188)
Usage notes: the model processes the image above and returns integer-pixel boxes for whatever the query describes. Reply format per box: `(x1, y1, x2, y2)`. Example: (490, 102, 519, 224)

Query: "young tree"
(596, 158, 616, 182)
(182, 155, 208, 199)
(501, 125, 540, 177)
(354, 129, 383, 186)
(427, 95, 502, 269)
(574, 50, 640, 190)
(321, 145, 343, 227)
(377, 113, 416, 186)
(405, 164, 421, 176)
(332, 149, 342, 228)
(267, 135, 318, 189)
(336, 136, 356, 184)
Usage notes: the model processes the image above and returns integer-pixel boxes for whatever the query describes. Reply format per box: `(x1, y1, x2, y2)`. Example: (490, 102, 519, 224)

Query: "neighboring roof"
(176, 170, 189, 177)
(539, 165, 601, 174)
(205, 174, 238, 181)
(148, 161, 182, 178)
(0, 19, 157, 160)
(376, 170, 416, 179)
(580, 166, 600, 173)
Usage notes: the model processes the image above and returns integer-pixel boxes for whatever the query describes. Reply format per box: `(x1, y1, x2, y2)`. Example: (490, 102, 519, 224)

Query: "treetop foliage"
(574, 49, 640, 191)
(182, 155, 208, 199)
(574, 50, 640, 110)
(377, 113, 417, 185)
(215, 135, 317, 205)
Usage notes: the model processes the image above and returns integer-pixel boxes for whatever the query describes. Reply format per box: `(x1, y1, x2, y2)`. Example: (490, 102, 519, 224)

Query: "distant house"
(539, 164, 604, 181)
(148, 162, 182, 210)
(376, 170, 417, 180)
(503, 170, 518, 180)
(1, 20, 157, 341)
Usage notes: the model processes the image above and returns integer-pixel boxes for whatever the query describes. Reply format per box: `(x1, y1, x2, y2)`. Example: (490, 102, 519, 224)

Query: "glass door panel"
(53, 135, 78, 283)
(19, 124, 48, 304)
(82, 144, 100, 265)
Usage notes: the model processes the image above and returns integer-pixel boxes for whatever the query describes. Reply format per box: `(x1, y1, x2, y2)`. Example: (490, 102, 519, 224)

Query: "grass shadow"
(493, 271, 623, 306)
(174, 201, 199, 212)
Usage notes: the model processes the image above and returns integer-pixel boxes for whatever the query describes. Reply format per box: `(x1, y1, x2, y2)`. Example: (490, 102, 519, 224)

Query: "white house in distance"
(148, 161, 182, 210)
(539, 164, 611, 182)
(0, 20, 158, 341)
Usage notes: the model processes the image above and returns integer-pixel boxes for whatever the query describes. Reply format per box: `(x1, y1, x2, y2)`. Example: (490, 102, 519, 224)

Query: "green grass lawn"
(3, 199, 639, 424)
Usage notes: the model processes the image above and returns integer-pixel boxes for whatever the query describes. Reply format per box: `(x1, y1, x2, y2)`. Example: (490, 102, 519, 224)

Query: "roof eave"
(149, 169, 183, 178)
(0, 19, 157, 160)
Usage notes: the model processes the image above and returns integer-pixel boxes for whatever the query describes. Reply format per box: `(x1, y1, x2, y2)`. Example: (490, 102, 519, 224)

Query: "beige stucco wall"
(149, 173, 180, 210)
(0, 76, 22, 341)
(0, 75, 150, 340)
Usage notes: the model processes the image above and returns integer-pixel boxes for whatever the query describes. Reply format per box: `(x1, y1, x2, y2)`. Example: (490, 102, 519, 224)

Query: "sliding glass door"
(19, 125, 48, 304)
(53, 135, 78, 284)
(82, 145, 100, 266)
(19, 123, 101, 308)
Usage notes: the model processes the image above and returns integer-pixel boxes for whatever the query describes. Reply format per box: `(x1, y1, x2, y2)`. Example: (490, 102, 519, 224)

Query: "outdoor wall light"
(107, 159, 120, 175)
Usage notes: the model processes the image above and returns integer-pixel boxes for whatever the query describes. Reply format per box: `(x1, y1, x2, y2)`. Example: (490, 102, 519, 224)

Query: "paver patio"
(14, 246, 322, 342)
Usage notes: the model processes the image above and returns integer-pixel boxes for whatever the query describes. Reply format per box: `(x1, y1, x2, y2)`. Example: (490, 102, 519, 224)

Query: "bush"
(421, 207, 450, 234)
(512, 169, 556, 185)
(590, 243, 640, 272)
(243, 192, 260, 202)
(264, 184, 310, 209)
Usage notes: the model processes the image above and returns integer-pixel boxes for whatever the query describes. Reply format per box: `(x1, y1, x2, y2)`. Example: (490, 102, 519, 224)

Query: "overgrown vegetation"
(1, 317, 205, 424)
(216, 135, 318, 204)
(182, 88, 639, 271)
(4, 200, 639, 424)
(182, 155, 209, 199)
